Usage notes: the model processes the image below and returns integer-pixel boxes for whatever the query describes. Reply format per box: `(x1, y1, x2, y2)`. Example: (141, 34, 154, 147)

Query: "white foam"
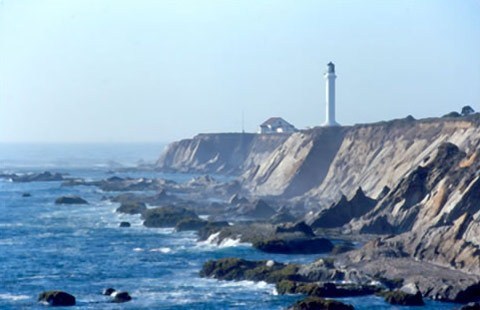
(218, 280, 274, 291)
(202, 232, 220, 245)
(150, 247, 172, 254)
(197, 232, 250, 248)
(218, 237, 243, 248)
(0, 293, 30, 301)
(133, 247, 144, 252)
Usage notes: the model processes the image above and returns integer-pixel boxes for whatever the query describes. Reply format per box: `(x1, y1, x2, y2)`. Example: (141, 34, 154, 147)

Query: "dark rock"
(275, 221, 315, 237)
(237, 199, 276, 219)
(374, 277, 404, 290)
(359, 215, 395, 234)
(229, 193, 249, 205)
(102, 288, 116, 295)
(377, 185, 390, 200)
(253, 237, 333, 254)
(38, 291, 76, 306)
(175, 218, 207, 231)
(142, 205, 198, 228)
(119, 222, 131, 228)
(310, 187, 377, 229)
(288, 296, 354, 310)
(54, 196, 88, 205)
(22, 192, 31, 197)
(116, 202, 147, 215)
(277, 280, 380, 298)
(106, 176, 124, 182)
(112, 291, 132, 303)
(197, 221, 231, 240)
(380, 290, 424, 306)
(200, 257, 302, 283)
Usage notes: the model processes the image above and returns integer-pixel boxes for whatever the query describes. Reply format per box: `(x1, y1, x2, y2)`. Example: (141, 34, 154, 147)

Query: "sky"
(0, 0, 479, 143)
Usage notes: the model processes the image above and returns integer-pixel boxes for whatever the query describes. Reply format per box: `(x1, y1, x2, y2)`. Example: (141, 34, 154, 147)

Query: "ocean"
(0, 144, 458, 309)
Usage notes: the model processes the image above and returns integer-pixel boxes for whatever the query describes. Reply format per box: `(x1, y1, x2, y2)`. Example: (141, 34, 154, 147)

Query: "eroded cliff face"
(241, 117, 480, 205)
(156, 133, 290, 175)
(156, 115, 480, 275)
(242, 127, 346, 198)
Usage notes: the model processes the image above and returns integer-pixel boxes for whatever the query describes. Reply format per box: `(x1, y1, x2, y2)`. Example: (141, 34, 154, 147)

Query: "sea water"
(0, 144, 459, 309)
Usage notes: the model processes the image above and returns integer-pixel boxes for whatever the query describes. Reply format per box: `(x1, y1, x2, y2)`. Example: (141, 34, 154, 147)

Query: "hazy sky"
(1, 0, 479, 143)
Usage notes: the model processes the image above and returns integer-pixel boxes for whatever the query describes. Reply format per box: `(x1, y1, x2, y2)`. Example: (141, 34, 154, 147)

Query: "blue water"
(0, 144, 460, 309)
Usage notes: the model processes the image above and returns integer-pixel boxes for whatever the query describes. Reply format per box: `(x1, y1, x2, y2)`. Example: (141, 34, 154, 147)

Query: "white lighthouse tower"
(323, 62, 340, 126)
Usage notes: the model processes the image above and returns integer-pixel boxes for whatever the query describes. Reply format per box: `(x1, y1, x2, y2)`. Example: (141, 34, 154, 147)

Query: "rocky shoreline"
(5, 114, 480, 308)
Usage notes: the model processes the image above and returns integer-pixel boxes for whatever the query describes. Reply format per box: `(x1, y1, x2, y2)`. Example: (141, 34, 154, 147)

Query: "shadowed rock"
(277, 280, 380, 298)
(175, 218, 208, 231)
(253, 237, 333, 254)
(287, 296, 354, 310)
(38, 291, 76, 306)
(116, 202, 147, 215)
(275, 221, 315, 237)
(309, 187, 376, 229)
(55, 196, 88, 205)
(142, 205, 198, 228)
(236, 199, 276, 219)
(112, 291, 132, 303)
(380, 290, 424, 306)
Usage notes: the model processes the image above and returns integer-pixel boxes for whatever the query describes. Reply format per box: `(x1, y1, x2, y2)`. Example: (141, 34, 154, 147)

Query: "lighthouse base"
(322, 120, 341, 127)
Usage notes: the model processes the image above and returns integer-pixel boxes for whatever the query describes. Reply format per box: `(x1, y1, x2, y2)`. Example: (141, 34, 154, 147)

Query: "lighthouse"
(323, 62, 340, 126)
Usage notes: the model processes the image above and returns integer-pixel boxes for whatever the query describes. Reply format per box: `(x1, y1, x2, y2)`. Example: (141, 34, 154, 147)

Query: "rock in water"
(112, 291, 132, 303)
(288, 296, 354, 310)
(253, 237, 333, 254)
(22, 193, 31, 197)
(54, 196, 88, 205)
(197, 221, 231, 240)
(275, 221, 315, 237)
(175, 218, 207, 231)
(116, 202, 147, 215)
(119, 222, 131, 228)
(102, 288, 116, 295)
(276, 280, 379, 298)
(142, 205, 198, 228)
(38, 291, 76, 306)
(381, 290, 424, 306)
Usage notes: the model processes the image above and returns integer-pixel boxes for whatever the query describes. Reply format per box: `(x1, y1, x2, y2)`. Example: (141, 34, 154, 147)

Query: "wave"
(217, 280, 274, 291)
(150, 247, 172, 254)
(197, 232, 250, 248)
(0, 293, 30, 301)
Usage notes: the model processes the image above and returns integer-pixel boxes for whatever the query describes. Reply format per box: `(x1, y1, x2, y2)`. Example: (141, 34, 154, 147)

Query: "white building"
(259, 117, 297, 134)
(323, 62, 340, 126)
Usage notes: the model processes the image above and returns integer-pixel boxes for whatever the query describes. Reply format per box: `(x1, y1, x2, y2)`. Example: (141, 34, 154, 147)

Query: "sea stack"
(323, 62, 340, 126)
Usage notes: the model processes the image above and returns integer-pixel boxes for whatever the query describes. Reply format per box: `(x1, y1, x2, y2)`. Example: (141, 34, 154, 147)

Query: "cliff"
(157, 114, 480, 275)
(156, 133, 290, 175)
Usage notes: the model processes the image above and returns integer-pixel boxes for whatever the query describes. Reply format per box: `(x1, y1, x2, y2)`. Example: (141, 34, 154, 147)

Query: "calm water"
(0, 144, 459, 309)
